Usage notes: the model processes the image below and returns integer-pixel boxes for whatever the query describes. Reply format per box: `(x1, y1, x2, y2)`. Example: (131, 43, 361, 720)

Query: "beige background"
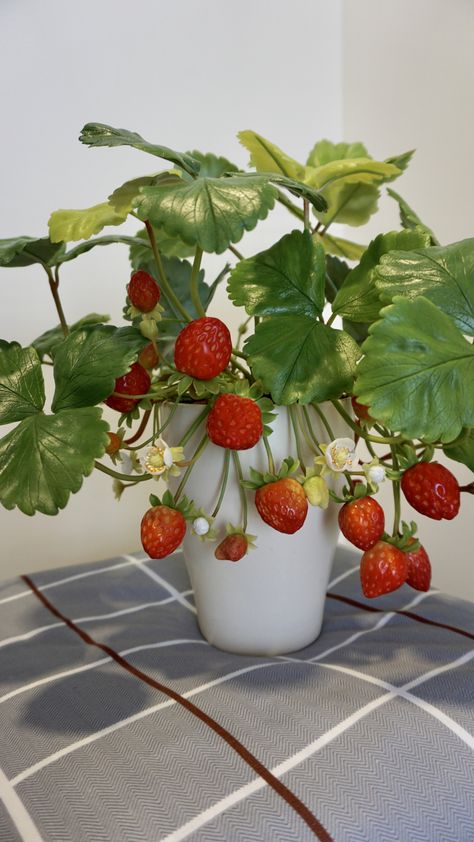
(0, 0, 472, 598)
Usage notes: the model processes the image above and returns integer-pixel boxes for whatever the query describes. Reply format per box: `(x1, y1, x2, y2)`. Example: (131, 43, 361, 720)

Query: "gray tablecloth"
(0, 547, 473, 842)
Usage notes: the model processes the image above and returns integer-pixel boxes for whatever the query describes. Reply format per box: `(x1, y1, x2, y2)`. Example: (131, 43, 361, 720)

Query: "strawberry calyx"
(148, 490, 199, 522)
(241, 456, 301, 490)
(381, 520, 421, 554)
(329, 480, 373, 505)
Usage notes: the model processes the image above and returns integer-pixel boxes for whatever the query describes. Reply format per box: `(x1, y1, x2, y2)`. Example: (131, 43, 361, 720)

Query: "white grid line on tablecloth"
(0, 589, 194, 651)
(327, 565, 359, 588)
(0, 559, 138, 605)
(0, 766, 44, 842)
(0, 639, 209, 706)
(158, 650, 474, 842)
(124, 554, 197, 614)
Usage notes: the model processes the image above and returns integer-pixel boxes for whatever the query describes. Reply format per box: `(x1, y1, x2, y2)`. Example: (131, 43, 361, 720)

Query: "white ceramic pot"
(167, 402, 350, 656)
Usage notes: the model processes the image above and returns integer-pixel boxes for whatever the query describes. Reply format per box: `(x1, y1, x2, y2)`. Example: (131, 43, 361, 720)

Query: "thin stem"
(295, 406, 319, 456)
(391, 447, 401, 535)
(232, 347, 249, 360)
(190, 246, 205, 317)
(230, 355, 251, 377)
(302, 406, 323, 454)
(232, 451, 247, 531)
(303, 198, 310, 231)
(212, 449, 231, 518)
(263, 435, 275, 474)
(276, 188, 305, 221)
(125, 410, 152, 445)
(289, 405, 305, 468)
(330, 400, 403, 445)
(312, 403, 336, 440)
(145, 220, 193, 322)
(178, 406, 210, 447)
(44, 265, 69, 337)
(326, 312, 337, 327)
(174, 434, 208, 501)
(228, 244, 244, 260)
(94, 460, 152, 483)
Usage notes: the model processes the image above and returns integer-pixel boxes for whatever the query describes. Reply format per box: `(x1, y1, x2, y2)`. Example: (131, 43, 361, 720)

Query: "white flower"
(368, 464, 386, 485)
(192, 516, 210, 536)
(140, 438, 184, 477)
(324, 438, 358, 472)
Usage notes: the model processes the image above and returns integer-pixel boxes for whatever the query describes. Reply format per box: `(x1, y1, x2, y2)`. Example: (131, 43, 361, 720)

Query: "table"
(1, 547, 473, 841)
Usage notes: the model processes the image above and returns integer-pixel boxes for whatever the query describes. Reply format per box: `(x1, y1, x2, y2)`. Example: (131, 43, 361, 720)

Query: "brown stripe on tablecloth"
(21, 574, 333, 842)
(328, 593, 474, 641)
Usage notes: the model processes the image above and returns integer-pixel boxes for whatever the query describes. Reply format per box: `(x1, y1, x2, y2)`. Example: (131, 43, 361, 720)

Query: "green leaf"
(136, 175, 277, 254)
(32, 313, 110, 361)
(129, 227, 194, 264)
(384, 150, 415, 177)
(355, 296, 474, 443)
(386, 188, 438, 244)
(49, 202, 127, 243)
(0, 236, 66, 268)
(0, 408, 109, 515)
(244, 316, 361, 404)
(58, 235, 150, 264)
(187, 151, 239, 178)
(306, 140, 369, 168)
(238, 130, 306, 179)
(0, 343, 45, 424)
(79, 123, 201, 176)
(230, 170, 327, 212)
(228, 229, 325, 318)
(333, 228, 431, 323)
(51, 325, 145, 412)
(315, 233, 366, 261)
(375, 238, 474, 335)
(443, 428, 474, 471)
(108, 172, 183, 216)
(325, 255, 350, 303)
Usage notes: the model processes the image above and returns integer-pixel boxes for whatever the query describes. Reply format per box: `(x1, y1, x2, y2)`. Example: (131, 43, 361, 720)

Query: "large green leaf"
(375, 239, 474, 335)
(58, 235, 149, 264)
(79, 123, 201, 176)
(51, 325, 145, 412)
(306, 140, 370, 168)
(0, 343, 45, 424)
(355, 296, 474, 443)
(386, 188, 438, 244)
(228, 229, 325, 317)
(49, 202, 127, 243)
(230, 171, 327, 212)
(0, 408, 109, 516)
(0, 236, 66, 268)
(238, 130, 305, 180)
(443, 428, 474, 471)
(187, 150, 239, 178)
(108, 172, 182, 216)
(332, 228, 431, 323)
(245, 316, 361, 404)
(136, 175, 277, 254)
(32, 313, 110, 361)
(315, 233, 366, 261)
(129, 227, 194, 263)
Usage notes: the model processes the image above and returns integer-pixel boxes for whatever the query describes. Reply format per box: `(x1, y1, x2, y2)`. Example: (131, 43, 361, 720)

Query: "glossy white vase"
(168, 402, 350, 656)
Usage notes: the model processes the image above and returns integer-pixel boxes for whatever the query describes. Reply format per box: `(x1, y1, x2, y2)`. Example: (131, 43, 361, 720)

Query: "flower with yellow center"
(140, 438, 184, 478)
(314, 437, 358, 478)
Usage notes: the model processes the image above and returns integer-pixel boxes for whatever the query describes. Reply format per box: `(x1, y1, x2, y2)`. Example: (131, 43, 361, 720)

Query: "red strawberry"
(174, 317, 232, 380)
(255, 478, 308, 534)
(207, 394, 263, 450)
(338, 496, 385, 551)
(405, 540, 431, 592)
(106, 432, 121, 455)
(105, 362, 151, 413)
(351, 396, 373, 424)
(360, 540, 408, 598)
(215, 533, 248, 561)
(128, 270, 160, 313)
(141, 505, 186, 558)
(401, 462, 460, 520)
(139, 342, 159, 370)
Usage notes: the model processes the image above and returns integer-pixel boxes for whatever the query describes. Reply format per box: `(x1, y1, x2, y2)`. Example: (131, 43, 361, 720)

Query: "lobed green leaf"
(0, 342, 45, 424)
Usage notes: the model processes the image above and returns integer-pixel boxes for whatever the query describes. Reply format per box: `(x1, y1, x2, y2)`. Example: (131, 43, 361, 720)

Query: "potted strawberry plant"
(0, 124, 472, 654)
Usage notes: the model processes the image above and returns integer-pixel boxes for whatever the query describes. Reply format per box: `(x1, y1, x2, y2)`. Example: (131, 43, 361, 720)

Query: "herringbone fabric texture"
(0, 547, 473, 841)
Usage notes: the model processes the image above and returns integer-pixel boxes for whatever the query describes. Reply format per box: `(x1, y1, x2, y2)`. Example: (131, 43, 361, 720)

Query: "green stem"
(276, 189, 305, 221)
(228, 244, 244, 260)
(212, 449, 231, 518)
(94, 461, 152, 483)
(330, 400, 403, 445)
(302, 406, 323, 454)
(232, 451, 247, 531)
(312, 403, 336, 440)
(230, 355, 251, 377)
(145, 220, 193, 322)
(190, 246, 205, 318)
(232, 347, 249, 360)
(178, 406, 210, 447)
(289, 405, 305, 468)
(303, 198, 310, 231)
(326, 312, 337, 327)
(391, 447, 401, 535)
(295, 406, 319, 456)
(174, 434, 209, 501)
(263, 435, 275, 474)
(125, 410, 152, 445)
(44, 265, 69, 337)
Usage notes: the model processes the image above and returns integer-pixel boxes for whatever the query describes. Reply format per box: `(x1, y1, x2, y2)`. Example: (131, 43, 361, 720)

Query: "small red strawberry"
(174, 317, 232, 380)
(106, 432, 122, 455)
(128, 270, 160, 313)
(105, 362, 151, 413)
(215, 533, 248, 561)
(138, 342, 159, 370)
(360, 540, 408, 598)
(255, 478, 308, 534)
(207, 394, 263, 450)
(404, 540, 431, 592)
(401, 462, 460, 520)
(338, 496, 385, 551)
(141, 505, 186, 558)
(351, 396, 373, 424)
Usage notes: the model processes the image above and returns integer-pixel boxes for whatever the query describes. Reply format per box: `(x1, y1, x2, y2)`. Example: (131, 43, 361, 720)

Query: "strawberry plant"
(1, 123, 473, 600)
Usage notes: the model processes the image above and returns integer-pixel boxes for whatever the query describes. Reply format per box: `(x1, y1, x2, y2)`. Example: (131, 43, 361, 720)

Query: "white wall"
(0, 0, 343, 577)
(342, 0, 474, 599)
